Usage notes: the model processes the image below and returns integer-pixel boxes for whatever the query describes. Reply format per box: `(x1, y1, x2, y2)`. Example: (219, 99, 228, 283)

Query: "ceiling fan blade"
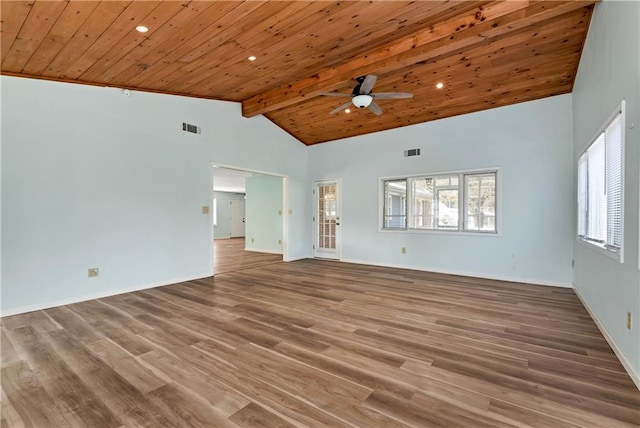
(372, 92, 414, 99)
(330, 101, 354, 114)
(359, 75, 377, 94)
(318, 92, 352, 97)
(368, 101, 383, 116)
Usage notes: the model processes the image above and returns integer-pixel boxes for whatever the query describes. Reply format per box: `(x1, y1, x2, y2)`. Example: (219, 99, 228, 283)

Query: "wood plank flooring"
(214, 238, 282, 274)
(2, 259, 639, 427)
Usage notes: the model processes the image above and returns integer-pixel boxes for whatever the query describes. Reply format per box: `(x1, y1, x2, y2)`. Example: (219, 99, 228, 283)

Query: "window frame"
(379, 168, 500, 236)
(576, 100, 626, 263)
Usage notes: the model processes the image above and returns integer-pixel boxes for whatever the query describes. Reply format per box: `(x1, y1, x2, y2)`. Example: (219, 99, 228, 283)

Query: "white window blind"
(577, 102, 624, 259)
(605, 113, 623, 249)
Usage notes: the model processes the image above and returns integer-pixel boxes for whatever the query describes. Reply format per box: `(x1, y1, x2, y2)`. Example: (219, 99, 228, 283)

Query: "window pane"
(411, 177, 434, 229)
(587, 134, 606, 243)
(383, 179, 407, 228)
(412, 175, 459, 230)
(437, 189, 458, 229)
(464, 172, 496, 232)
(435, 177, 450, 186)
(577, 154, 587, 237)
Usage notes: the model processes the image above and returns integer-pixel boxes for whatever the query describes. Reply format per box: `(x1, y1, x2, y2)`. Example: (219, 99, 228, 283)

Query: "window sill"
(379, 228, 501, 238)
(576, 238, 622, 263)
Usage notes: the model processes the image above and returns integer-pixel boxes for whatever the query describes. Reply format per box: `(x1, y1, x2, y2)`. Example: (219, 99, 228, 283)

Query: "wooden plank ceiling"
(1, 1, 596, 145)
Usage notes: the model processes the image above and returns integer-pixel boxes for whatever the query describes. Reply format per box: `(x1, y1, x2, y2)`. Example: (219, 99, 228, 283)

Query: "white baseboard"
(0, 273, 212, 317)
(245, 247, 283, 255)
(337, 258, 573, 288)
(573, 287, 640, 391)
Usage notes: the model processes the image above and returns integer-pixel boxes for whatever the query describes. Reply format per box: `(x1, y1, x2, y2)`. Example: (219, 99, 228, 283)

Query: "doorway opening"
(211, 164, 287, 275)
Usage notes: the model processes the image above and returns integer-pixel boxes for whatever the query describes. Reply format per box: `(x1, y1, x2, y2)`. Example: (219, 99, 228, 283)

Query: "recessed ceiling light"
(248, 56, 257, 61)
(436, 82, 444, 89)
(345, 108, 351, 113)
(136, 25, 149, 33)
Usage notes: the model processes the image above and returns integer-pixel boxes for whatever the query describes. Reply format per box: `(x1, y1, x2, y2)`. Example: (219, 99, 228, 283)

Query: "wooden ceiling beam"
(241, 0, 597, 118)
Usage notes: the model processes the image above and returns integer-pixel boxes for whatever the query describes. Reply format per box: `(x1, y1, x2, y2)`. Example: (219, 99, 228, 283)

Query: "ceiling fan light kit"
(320, 74, 413, 116)
(352, 94, 373, 108)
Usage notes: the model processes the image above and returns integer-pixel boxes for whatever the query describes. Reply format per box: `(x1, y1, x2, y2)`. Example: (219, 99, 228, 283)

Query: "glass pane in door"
(317, 184, 337, 249)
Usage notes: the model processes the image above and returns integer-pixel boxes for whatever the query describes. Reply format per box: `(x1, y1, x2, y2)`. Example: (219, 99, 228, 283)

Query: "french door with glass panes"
(313, 180, 341, 259)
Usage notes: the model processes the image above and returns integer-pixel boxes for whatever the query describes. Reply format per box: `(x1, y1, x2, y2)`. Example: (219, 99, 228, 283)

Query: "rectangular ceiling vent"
(404, 148, 421, 157)
(182, 122, 201, 135)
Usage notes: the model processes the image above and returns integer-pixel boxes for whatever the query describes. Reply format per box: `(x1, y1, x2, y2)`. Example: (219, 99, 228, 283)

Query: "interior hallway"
(214, 238, 282, 275)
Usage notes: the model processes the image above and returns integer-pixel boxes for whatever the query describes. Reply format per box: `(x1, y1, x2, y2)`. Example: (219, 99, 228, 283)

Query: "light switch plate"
(202, 206, 210, 214)
(88, 268, 99, 278)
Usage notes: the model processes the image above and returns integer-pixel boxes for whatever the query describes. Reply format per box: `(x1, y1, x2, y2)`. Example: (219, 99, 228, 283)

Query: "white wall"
(571, 0, 640, 385)
(1, 76, 309, 315)
(245, 175, 283, 254)
(213, 191, 245, 239)
(308, 94, 575, 287)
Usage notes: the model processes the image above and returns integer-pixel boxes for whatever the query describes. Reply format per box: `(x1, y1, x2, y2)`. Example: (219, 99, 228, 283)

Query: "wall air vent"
(404, 148, 421, 157)
(182, 122, 201, 135)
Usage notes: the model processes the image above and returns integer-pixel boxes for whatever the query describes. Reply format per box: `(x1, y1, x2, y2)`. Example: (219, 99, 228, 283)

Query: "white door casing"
(313, 180, 341, 259)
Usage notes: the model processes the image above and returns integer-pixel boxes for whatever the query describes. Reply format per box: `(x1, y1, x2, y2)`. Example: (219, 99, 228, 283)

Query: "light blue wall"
(245, 175, 283, 254)
(308, 94, 575, 287)
(213, 191, 245, 239)
(571, 0, 640, 384)
(1, 76, 309, 315)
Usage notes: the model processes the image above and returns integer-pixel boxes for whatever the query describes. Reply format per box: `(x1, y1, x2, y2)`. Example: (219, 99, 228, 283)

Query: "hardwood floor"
(214, 238, 282, 274)
(2, 259, 639, 427)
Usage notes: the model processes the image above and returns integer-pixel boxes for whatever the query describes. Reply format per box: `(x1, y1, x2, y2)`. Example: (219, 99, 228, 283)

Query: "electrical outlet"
(401, 247, 407, 254)
(278, 239, 282, 245)
(288, 209, 293, 215)
(251, 238, 254, 243)
(202, 206, 210, 214)
(627, 312, 632, 330)
(88, 268, 99, 278)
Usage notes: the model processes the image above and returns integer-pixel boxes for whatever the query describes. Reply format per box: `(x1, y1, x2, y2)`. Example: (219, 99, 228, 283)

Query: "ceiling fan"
(318, 74, 413, 116)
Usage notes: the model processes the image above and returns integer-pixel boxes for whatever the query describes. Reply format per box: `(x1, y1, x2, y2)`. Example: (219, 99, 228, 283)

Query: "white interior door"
(229, 199, 245, 238)
(313, 180, 340, 259)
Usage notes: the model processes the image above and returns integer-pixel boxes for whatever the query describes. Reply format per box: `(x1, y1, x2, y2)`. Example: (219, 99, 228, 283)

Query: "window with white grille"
(382, 170, 497, 234)
(577, 101, 625, 261)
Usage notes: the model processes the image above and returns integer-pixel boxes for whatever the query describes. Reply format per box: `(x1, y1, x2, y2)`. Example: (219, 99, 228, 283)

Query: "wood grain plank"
(1, 361, 69, 427)
(21, 1, 100, 75)
(1, 251, 638, 427)
(84, 338, 167, 394)
(229, 402, 295, 428)
(62, 1, 161, 80)
(79, 1, 186, 83)
(42, 1, 130, 77)
(5, 326, 122, 427)
(0, 1, 33, 63)
(1, 1, 67, 72)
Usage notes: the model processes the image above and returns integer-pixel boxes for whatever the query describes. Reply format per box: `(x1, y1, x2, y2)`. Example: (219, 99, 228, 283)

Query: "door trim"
(313, 179, 342, 260)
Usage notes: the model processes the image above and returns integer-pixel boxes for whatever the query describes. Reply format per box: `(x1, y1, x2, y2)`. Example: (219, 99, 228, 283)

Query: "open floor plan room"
(2, 0, 639, 426)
